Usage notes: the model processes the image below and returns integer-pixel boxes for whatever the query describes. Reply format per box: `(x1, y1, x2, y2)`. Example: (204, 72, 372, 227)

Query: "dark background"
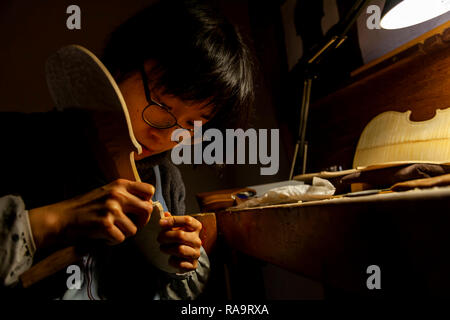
(0, 0, 367, 300)
(2, 0, 446, 299)
(0, 0, 365, 212)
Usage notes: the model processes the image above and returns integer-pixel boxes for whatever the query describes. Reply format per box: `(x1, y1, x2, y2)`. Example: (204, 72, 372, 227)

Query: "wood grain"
(353, 109, 450, 168)
(20, 246, 84, 289)
(191, 213, 217, 254)
(217, 187, 450, 293)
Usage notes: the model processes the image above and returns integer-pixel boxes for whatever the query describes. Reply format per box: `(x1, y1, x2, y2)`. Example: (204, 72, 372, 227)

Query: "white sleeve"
(0, 195, 36, 287)
(158, 246, 210, 300)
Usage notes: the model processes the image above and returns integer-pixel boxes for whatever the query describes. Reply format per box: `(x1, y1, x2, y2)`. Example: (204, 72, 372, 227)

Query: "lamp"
(381, 0, 450, 29)
(289, 0, 450, 180)
(289, 0, 372, 179)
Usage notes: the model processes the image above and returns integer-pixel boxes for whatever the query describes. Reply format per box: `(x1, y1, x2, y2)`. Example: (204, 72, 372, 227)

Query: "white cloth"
(0, 196, 36, 287)
(234, 177, 336, 209)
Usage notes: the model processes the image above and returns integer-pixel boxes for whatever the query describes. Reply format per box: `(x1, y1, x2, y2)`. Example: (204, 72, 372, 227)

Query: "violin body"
(20, 45, 177, 287)
(354, 108, 450, 168)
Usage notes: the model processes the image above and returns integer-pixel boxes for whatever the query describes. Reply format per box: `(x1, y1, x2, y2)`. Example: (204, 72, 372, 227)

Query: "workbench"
(198, 187, 450, 297)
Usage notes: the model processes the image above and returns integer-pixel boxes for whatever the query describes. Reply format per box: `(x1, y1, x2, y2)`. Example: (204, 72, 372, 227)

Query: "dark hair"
(102, 0, 254, 131)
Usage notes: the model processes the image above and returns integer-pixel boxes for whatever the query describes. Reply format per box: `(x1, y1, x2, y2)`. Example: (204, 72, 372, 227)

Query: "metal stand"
(288, 0, 371, 180)
(289, 77, 312, 179)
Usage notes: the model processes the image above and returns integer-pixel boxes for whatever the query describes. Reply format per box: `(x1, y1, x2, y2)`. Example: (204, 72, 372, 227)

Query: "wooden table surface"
(214, 187, 450, 295)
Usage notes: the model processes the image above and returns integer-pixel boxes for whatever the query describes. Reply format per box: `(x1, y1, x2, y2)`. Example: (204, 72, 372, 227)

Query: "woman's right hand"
(28, 179, 155, 250)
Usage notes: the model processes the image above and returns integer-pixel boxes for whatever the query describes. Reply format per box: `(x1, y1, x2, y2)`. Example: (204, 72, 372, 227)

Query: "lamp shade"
(380, 0, 450, 29)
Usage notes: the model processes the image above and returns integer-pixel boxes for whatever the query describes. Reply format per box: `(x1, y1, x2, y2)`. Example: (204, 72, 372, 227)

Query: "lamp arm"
(304, 0, 371, 66)
(289, 0, 372, 179)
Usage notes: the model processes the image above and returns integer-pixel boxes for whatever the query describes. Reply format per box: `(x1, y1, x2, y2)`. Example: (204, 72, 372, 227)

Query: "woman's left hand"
(157, 212, 202, 272)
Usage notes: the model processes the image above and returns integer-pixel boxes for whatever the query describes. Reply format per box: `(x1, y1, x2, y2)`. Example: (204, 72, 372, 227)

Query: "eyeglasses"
(140, 67, 194, 133)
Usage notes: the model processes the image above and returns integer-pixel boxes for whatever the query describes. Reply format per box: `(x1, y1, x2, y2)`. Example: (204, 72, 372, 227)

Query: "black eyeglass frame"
(139, 67, 195, 132)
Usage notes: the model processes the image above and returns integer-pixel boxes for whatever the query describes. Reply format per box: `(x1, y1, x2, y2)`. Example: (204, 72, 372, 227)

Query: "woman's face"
(119, 61, 214, 161)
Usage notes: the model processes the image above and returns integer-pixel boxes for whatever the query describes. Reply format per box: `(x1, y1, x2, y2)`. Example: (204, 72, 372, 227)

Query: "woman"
(0, 0, 254, 300)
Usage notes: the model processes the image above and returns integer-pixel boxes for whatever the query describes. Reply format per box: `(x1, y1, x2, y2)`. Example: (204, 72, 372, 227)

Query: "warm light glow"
(381, 0, 450, 29)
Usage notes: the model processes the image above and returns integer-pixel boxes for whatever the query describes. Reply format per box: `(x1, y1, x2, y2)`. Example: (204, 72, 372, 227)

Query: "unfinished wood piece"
(190, 213, 217, 254)
(133, 202, 179, 273)
(20, 45, 170, 287)
(20, 246, 85, 288)
(353, 109, 450, 168)
(134, 209, 217, 273)
(45, 44, 142, 182)
(135, 210, 217, 272)
(49, 46, 176, 273)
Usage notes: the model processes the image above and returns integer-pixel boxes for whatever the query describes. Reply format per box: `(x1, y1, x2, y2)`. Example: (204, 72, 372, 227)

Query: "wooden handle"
(20, 246, 85, 288)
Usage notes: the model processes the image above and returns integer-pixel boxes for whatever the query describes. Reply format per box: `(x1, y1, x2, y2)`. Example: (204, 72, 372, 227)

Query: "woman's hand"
(28, 179, 155, 250)
(157, 212, 202, 272)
